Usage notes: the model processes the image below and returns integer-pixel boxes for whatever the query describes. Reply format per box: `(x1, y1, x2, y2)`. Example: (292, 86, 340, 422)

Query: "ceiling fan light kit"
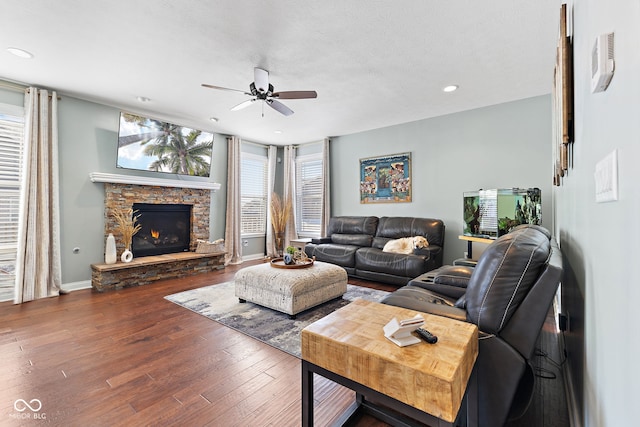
(202, 67, 317, 116)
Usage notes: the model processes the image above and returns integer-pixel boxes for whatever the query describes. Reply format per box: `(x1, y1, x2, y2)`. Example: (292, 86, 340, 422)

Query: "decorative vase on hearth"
(105, 233, 117, 264)
(121, 248, 133, 263)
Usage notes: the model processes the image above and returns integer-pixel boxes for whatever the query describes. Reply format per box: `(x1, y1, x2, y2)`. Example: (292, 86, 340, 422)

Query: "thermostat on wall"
(591, 32, 615, 93)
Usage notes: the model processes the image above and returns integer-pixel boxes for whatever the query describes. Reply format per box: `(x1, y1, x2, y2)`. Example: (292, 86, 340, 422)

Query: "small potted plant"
(283, 246, 296, 265)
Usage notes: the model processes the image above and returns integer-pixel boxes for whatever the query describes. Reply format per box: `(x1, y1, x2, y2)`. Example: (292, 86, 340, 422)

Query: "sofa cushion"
(372, 216, 445, 249)
(328, 216, 378, 235)
(331, 234, 373, 246)
(328, 216, 378, 247)
(310, 244, 360, 268)
(355, 247, 429, 279)
(465, 225, 551, 334)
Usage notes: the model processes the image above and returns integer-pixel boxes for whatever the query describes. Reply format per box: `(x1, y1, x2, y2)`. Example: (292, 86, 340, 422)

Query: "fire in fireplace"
(132, 203, 191, 257)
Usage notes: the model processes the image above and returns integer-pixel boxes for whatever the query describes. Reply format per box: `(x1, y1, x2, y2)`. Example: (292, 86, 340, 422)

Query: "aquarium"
(463, 188, 541, 238)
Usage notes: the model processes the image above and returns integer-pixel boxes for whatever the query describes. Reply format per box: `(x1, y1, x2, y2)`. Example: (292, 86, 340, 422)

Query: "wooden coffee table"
(301, 299, 478, 426)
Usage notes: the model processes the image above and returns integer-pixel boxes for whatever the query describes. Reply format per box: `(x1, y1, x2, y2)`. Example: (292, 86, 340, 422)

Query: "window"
(240, 152, 268, 236)
(295, 153, 323, 237)
(0, 104, 24, 301)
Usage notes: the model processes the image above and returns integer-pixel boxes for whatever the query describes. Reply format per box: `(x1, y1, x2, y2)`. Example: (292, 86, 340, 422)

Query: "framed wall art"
(552, 3, 573, 186)
(360, 152, 411, 203)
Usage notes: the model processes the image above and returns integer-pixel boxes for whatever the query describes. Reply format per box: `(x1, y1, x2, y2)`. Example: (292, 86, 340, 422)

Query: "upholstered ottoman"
(234, 261, 348, 317)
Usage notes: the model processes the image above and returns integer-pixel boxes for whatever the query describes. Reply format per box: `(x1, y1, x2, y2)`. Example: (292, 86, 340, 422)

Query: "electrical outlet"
(558, 313, 569, 332)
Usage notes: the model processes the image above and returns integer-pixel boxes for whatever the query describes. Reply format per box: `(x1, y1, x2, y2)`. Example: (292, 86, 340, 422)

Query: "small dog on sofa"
(382, 236, 429, 254)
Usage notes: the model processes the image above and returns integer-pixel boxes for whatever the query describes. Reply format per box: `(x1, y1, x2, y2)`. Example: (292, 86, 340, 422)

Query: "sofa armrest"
(413, 245, 444, 269)
(381, 286, 467, 322)
(408, 265, 473, 299)
(311, 237, 332, 244)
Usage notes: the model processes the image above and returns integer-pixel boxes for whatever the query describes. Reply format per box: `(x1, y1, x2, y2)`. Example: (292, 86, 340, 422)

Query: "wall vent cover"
(591, 32, 615, 93)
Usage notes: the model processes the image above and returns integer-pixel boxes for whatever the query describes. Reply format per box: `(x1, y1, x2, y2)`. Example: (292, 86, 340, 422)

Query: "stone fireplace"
(89, 173, 223, 292)
(132, 203, 192, 257)
(103, 182, 210, 255)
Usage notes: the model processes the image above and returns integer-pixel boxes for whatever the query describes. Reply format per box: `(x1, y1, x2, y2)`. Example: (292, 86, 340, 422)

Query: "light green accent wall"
(558, 2, 640, 426)
(50, 95, 227, 284)
(330, 95, 552, 264)
(1, 86, 551, 281)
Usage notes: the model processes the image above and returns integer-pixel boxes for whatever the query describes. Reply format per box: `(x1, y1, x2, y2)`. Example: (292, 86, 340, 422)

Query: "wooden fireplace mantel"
(89, 172, 221, 191)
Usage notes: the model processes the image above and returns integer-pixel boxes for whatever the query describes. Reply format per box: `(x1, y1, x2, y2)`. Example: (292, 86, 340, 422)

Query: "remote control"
(415, 327, 438, 344)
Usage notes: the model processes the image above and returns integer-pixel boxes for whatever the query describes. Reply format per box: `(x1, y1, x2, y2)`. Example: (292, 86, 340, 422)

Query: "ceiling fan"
(202, 67, 317, 116)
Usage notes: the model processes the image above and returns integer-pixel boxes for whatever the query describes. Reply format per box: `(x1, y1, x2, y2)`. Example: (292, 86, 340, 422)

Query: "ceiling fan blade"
(231, 99, 256, 111)
(201, 83, 251, 96)
(254, 67, 269, 93)
(272, 90, 318, 100)
(266, 99, 294, 116)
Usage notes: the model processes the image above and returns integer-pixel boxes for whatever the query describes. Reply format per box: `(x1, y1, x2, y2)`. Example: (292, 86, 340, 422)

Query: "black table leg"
(302, 360, 314, 427)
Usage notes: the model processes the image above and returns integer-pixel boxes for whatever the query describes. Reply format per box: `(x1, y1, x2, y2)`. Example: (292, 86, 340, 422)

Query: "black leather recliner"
(381, 224, 563, 427)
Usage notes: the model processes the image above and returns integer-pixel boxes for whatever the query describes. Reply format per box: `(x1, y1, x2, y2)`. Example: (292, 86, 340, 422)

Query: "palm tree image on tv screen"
(116, 112, 214, 177)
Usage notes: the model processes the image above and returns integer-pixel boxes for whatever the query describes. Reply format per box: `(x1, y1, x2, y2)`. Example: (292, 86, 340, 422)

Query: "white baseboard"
(242, 253, 267, 262)
(61, 280, 92, 293)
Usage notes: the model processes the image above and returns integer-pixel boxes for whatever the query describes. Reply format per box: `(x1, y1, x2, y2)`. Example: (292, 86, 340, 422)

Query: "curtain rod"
(225, 138, 326, 149)
(0, 80, 27, 93)
(0, 81, 61, 99)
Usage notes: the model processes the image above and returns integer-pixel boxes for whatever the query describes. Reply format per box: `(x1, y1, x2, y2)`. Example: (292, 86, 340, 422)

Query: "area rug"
(165, 282, 389, 358)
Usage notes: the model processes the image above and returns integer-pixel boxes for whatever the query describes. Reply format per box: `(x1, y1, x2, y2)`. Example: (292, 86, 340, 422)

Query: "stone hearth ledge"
(91, 251, 225, 292)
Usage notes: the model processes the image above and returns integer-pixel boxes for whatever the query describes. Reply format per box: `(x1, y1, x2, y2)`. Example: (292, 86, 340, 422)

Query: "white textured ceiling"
(0, 0, 561, 145)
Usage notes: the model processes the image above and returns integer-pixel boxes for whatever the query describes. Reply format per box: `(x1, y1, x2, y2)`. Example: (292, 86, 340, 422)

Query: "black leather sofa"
(304, 216, 445, 286)
(381, 224, 563, 426)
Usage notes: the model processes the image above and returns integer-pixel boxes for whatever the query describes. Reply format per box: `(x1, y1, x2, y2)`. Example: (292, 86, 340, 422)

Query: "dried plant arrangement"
(112, 207, 142, 249)
(270, 192, 291, 235)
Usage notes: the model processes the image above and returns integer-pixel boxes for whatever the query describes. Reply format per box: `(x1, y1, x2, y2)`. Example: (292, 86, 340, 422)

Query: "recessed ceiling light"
(7, 47, 33, 59)
(209, 117, 219, 122)
(136, 96, 151, 102)
(274, 130, 283, 134)
(443, 85, 459, 93)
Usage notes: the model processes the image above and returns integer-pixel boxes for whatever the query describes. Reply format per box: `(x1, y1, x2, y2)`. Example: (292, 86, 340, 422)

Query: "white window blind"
(241, 152, 268, 236)
(295, 153, 323, 236)
(0, 104, 24, 300)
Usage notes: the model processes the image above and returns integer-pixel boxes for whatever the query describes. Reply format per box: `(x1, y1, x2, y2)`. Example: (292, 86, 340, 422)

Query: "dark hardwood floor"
(0, 261, 568, 426)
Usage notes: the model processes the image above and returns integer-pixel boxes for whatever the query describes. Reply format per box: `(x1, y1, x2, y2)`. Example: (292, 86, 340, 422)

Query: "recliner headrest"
(464, 226, 551, 334)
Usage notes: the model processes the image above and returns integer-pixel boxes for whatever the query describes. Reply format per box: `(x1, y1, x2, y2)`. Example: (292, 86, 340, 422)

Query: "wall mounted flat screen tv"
(116, 112, 214, 177)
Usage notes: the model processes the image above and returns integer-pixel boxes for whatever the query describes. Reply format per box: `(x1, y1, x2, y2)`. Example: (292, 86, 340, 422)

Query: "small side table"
(290, 238, 311, 252)
(302, 299, 479, 426)
(458, 235, 494, 260)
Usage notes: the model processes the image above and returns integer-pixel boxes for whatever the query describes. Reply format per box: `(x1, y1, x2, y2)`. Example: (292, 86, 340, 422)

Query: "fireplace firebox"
(132, 203, 191, 257)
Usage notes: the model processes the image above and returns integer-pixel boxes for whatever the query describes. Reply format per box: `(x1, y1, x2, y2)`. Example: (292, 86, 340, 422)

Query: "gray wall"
(330, 95, 552, 265)
(57, 97, 229, 285)
(558, 1, 640, 426)
(1, 87, 551, 281)
(0, 89, 229, 285)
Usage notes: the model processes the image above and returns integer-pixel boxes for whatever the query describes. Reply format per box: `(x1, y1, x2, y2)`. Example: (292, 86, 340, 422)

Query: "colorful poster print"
(360, 152, 411, 203)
